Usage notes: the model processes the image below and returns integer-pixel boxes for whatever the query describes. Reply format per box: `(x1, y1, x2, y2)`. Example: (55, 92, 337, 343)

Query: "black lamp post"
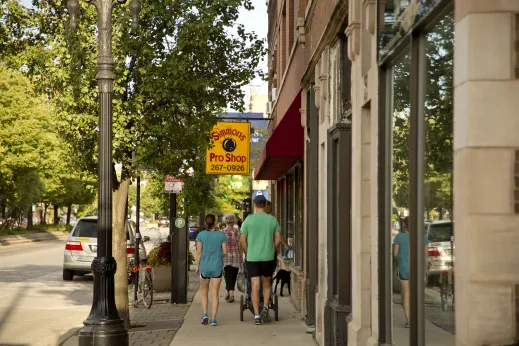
(67, 1, 141, 345)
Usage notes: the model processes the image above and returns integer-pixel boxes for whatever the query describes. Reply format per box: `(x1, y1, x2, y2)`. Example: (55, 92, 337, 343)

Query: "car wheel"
(63, 269, 74, 281)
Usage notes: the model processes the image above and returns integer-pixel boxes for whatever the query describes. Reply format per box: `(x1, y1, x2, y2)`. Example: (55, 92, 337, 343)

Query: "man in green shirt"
(240, 195, 281, 325)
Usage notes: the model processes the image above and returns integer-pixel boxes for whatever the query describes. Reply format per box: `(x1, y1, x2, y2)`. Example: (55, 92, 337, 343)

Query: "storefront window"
(390, 51, 411, 344)
(380, 0, 448, 60)
(385, 6, 454, 345)
(423, 10, 455, 339)
(294, 164, 304, 266)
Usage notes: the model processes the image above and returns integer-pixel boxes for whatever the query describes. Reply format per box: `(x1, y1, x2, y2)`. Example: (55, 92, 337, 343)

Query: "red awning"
(254, 93, 303, 180)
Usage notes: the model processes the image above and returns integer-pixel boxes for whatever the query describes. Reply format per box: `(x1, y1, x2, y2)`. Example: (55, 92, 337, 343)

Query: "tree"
(390, 13, 454, 219)
(5, 0, 264, 325)
(0, 66, 57, 226)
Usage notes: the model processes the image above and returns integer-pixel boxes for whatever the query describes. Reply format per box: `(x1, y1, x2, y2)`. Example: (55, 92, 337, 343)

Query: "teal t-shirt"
(393, 232, 429, 280)
(240, 212, 280, 262)
(196, 230, 227, 277)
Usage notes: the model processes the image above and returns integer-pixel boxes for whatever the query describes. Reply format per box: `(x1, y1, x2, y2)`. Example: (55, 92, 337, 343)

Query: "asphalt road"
(0, 240, 92, 346)
(0, 224, 173, 346)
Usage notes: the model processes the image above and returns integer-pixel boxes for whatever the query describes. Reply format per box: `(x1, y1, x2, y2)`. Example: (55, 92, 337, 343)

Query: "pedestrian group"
(195, 194, 286, 326)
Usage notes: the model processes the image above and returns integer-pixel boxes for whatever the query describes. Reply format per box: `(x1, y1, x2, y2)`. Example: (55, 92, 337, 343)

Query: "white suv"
(427, 220, 454, 283)
(62, 216, 147, 280)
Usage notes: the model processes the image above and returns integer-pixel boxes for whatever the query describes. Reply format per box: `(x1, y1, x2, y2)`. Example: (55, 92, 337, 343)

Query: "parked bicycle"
(439, 267, 454, 311)
(128, 259, 153, 308)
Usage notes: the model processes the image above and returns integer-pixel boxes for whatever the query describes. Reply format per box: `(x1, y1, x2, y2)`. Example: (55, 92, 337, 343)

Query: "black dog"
(273, 269, 291, 296)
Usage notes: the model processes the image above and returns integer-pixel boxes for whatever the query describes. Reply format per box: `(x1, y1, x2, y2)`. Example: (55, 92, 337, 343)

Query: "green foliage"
(391, 14, 454, 217)
(146, 242, 171, 268)
(211, 175, 249, 215)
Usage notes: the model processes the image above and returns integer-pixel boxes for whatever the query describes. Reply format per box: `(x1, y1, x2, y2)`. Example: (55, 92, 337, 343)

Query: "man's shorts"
(246, 260, 276, 278)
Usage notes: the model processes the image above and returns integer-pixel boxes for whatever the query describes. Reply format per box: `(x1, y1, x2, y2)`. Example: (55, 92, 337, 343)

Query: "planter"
(152, 265, 172, 292)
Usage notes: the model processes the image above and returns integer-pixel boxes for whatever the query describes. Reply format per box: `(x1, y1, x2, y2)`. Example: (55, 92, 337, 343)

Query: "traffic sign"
(175, 218, 185, 229)
(164, 176, 182, 193)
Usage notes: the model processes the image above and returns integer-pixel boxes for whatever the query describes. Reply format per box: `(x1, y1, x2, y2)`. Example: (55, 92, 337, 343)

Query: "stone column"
(454, 1, 519, 345)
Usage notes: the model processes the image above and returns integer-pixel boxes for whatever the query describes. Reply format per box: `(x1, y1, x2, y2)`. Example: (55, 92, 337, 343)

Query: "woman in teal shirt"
(196, 214, 228, 326)
(393, 217, 429, 328)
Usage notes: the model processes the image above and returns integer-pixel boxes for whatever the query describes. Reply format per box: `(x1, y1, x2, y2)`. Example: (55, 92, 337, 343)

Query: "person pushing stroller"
(240, 195, 281, 325)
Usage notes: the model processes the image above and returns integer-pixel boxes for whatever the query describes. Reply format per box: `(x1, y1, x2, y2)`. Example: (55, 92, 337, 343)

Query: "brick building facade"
(257, 0, 519, 345)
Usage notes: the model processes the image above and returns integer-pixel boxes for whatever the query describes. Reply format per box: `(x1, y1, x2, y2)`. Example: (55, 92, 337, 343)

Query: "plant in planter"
(147, 241, 172, 293)
(146, 241, 196, 292)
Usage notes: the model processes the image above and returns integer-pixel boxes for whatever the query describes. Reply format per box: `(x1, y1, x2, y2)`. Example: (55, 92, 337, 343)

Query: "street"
(0, 241, 91, 346)
(0, 225, 171, 346)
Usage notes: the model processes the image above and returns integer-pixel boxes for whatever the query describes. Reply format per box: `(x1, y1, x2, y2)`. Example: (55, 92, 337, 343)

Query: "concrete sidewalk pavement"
(171, 278, 316, 346)
(393, 302, 454, 345)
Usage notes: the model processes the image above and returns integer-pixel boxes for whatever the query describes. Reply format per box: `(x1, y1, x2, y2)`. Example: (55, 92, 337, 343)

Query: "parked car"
(63, 216, 149, 281)
(426, 220, 454, 283)
(158, 217, 169, 228)
(189, 225, 198, 239)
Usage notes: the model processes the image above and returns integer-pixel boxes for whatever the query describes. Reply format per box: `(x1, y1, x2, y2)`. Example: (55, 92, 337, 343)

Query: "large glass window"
(382, 4, 454, 345)
(390, 51, 411, 345)
(380, 0, 450, 60)
(423, 11, 455, 338)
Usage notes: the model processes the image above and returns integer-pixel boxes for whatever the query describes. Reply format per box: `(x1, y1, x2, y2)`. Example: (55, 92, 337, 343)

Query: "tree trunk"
(53, 205, 59, 225)
(43, 204, 48, 225)
(66, 205, 72, 226)
(39, 209, 44, 225)
(113, 177, 131, 328)
(1, 201, 5, 219)
(27, 209, 33, 229)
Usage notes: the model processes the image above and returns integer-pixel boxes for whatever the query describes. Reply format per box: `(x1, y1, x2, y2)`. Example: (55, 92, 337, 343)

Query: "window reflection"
(424, 11, 455, 341)
(391, 51, 411, 345)
(380, 0, 447, 59)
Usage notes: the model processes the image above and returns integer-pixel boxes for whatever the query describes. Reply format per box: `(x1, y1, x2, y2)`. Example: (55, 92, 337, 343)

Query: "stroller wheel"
(240, 295, 244, 321)
(274, 294, 279, 321)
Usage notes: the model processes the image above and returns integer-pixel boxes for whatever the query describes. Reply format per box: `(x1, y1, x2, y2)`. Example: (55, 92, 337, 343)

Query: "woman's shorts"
(200, 271, 223, 280)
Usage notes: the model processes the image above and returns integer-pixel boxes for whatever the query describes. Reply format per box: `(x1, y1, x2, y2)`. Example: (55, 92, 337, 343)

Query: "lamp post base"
(78, 320, 128, 346)
(79, 257, 129, 346)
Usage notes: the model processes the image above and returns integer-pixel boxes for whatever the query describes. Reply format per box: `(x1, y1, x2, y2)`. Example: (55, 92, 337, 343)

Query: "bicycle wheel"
(138, 270, 153, 308)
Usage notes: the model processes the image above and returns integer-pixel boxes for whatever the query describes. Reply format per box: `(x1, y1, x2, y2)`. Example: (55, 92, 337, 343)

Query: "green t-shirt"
(240, 212, 280, 262)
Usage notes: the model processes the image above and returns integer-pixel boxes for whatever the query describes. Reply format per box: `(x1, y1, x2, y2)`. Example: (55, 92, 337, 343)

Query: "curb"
(0, 231, 69, 247)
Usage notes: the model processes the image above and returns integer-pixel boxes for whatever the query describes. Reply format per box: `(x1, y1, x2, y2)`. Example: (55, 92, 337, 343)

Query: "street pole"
(169, 193, 177, 303)
(134, 175, 141, 304)
(68, 1, 140, 345)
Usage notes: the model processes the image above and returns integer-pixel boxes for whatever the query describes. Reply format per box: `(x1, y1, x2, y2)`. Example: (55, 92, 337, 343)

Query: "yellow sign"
(206, 122, 250, 175)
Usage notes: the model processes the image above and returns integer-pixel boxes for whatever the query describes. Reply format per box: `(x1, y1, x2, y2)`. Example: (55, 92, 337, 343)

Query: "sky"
(20, 0, 269, 110)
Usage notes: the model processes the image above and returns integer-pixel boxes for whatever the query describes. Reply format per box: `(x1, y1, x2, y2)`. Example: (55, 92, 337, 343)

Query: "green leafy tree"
(7, 0, 264, 324)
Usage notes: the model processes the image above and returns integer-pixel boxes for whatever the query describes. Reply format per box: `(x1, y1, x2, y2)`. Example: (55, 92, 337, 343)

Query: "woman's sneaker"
(404, 321, 410, 328)
(201, 314, 209, 325)
(228, 296, 235, 303)
(261, 307, 271, 322)
(254, 315, 262, 325)
(225, 295, 229, 301)
(210, 319, 217, 326)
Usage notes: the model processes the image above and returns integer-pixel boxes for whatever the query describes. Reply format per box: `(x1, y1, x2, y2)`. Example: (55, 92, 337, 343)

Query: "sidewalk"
(60, 269, 199, 346)
(393, 301, 454, 346)
(170, 279, 316, 346)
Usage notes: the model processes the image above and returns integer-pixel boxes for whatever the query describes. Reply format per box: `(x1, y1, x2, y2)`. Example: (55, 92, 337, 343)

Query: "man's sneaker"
(254, 315, 262, 325)
(210, 319, 217, 326)
(228, 296, 235, 303)
(261, 307, 271, 323)
(225, 295, 229, 301)
(201, 314, 209, 325)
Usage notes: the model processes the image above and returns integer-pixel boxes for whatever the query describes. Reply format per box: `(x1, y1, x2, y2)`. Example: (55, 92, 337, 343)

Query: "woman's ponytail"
(205, 214, 216, 229)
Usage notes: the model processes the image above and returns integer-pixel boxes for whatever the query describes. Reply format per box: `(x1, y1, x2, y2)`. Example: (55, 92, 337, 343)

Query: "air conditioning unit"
(266, 102, 272, 114)
(271, 88, 277, 101)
